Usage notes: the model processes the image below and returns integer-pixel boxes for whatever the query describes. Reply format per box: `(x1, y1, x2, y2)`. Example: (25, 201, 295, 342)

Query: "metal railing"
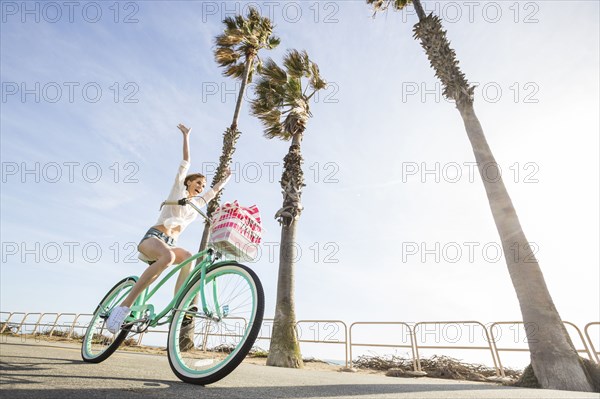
(297, 320, 349, 367)
(413, 321, 500, 375)
(489, 321, 596, 377)
(0, 312, 93, 339)
(584, 322, 600, 364)
(1, 311, 598, 373)
(255, 318, 349, 367)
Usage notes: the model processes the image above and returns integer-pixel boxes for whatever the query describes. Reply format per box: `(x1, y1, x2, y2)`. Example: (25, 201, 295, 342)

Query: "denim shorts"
(139, 227, 176, 248)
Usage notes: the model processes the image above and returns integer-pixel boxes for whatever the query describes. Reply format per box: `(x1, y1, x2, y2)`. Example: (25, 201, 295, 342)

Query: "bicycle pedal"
(122, 317, 147, 327)
(182, 306, 199, 327)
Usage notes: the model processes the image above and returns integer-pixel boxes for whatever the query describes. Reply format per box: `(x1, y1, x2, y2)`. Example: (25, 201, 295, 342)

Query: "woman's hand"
(177, 124, 192, 136)
(178, 124, 191, 162)
(213, 167, 232, 192)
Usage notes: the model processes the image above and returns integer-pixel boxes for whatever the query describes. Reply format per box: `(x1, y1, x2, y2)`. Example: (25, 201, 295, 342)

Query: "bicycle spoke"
(167, 263, 264, 384)
(81, 278, 137, 362)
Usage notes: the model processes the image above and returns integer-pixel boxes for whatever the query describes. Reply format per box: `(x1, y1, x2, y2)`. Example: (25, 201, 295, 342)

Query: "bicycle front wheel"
(167, 262, 264, 385)
(81, 277, 137, 363)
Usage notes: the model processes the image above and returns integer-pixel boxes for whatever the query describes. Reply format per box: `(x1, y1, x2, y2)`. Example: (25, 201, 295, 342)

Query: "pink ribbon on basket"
(212, 201, 262, 243)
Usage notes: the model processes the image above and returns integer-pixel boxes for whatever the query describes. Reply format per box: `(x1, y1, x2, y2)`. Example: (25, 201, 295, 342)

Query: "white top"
(155, 159, 230, 233)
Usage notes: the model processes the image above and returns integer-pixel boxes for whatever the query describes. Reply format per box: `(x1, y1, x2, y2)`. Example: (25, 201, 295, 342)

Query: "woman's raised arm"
(177, 123, 191, 162)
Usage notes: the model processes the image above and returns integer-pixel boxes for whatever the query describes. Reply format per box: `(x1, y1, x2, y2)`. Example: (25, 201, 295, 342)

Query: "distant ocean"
(322, 359, 345, 366)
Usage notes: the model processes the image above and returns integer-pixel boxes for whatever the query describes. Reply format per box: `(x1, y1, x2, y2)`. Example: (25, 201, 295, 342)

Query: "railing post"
(296, 320, 349, 369)
(410, 324, 418, 372)
(564, 321, 595, 361)
(32, 313, 58, 336)
(349, 323, 354, 369)
(69, 314, 85, 338)
(17, 313, 41, 335)
(584, 322, 600, 364)
(489, 323, 506, 377)
(48, 314, 62, 337)
(49, 313, 76, 337)
(0, 312, 16, 334)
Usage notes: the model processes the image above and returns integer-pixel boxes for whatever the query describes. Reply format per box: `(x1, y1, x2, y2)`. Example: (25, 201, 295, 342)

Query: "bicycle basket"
(209, 201, 262, 261)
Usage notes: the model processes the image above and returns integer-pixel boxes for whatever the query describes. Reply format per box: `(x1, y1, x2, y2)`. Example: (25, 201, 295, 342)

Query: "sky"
(1, 0, 599, 368)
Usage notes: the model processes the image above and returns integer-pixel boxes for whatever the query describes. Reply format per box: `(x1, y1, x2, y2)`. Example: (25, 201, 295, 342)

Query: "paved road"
(1, 336, 598, 399)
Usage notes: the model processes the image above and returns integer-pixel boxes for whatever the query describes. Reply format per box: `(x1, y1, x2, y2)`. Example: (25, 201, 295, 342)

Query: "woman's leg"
(120, 238, 176, 308)
(172, 247, 193, 296)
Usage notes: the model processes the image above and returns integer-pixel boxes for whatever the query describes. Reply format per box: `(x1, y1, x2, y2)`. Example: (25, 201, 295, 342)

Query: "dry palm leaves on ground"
(353, 354, 521, 382)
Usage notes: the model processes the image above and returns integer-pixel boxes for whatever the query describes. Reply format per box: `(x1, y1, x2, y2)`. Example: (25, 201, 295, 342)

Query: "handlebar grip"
(159, 199, 187, 210)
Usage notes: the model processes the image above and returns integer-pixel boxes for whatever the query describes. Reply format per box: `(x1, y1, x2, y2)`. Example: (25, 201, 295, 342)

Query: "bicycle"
(81, 199, 264, 385)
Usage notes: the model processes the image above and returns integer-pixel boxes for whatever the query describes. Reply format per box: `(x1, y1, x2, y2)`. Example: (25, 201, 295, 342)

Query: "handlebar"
(160, 197, 211, 224)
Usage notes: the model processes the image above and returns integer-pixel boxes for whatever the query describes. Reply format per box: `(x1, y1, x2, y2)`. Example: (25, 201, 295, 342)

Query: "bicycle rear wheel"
(167, 262, 264, 385)
(81, 277, 137, 363)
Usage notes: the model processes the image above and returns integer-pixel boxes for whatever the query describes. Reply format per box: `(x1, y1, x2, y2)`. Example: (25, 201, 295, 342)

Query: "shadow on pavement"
(1, 342, 518, 398)
(2, 375, 508, 399)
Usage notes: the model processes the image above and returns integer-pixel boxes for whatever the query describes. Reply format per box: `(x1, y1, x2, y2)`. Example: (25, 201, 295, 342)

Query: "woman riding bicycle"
(107, 124, 231, 333)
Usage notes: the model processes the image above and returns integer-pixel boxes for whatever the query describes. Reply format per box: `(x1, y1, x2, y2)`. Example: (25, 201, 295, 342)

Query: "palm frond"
(252, 107, 286, 140)
(285, 78, 303, 101)
(366, 0, 387, 12)
(247, 6, 261, 22)
(283, 50, 309, 79)
(253, 78, 285, 111)
(234, 14, 245, 28)
(255, 57, 264, 74)
(309, 62, 327, 91)
(223, 63, 247, 79)
(264, 123, 286, 140)
(250, 49, 327, 141)
(263, 109, 283, 128)
(251, 95, 272, 116)
(213, 7, 279, 80)
(268, 36, 281, 49)
(260, 58, 288, 85)
(223, 16, 237, 31)
(214, 47, 240, 66)
(367, 0, 411, 13)
(394, 0, 411, 9)
(215, 32, 243, 47)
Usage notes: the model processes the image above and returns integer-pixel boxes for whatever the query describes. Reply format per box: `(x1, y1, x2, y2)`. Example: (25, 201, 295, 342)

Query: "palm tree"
(180, 8, 279, 351)
(367, 0, 595, 392)
(199, 7, 280, 250)
(250, 50, 327, 368)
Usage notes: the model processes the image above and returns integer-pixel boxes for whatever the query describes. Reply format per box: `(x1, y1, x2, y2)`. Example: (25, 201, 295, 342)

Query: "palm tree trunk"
(266, 218, 303, 368)
(456, 103, 593, 392)
(407, 0, 594, 389)
(230, 55, 255, 133)
(267, 133, 304, 368)
(412, 0, 426, 20)
(180, 55, 256, 350)
(198, 54, 255, 253)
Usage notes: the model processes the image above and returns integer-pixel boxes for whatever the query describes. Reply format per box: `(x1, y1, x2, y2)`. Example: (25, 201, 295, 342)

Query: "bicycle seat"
(138, 252, 156, 265)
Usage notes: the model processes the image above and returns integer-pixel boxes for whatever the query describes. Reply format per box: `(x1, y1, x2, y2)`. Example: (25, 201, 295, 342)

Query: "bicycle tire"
(81, 276, 137, 363)
(167, 262, 264, 385)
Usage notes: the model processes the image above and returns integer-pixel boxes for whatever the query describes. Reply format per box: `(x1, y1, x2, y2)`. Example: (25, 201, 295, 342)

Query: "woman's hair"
(184, 173, 206, 188)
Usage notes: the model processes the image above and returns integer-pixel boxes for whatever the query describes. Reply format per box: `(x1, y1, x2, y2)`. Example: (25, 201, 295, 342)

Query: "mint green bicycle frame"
(108, 197, 237, 329)
(115, 248, 235, 329)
